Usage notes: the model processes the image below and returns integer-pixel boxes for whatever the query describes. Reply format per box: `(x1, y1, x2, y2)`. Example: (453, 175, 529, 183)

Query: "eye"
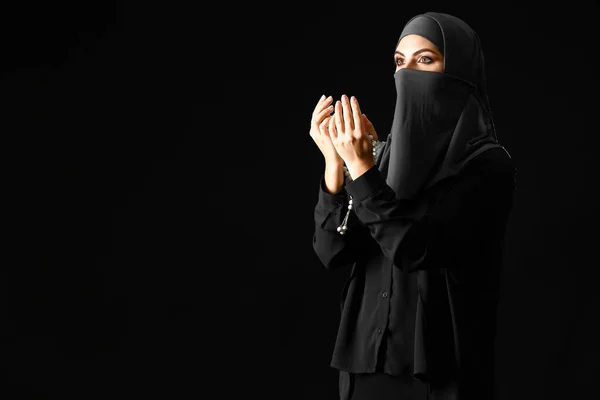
(418, 56, 433, 64)
(395, 58, 404, 67)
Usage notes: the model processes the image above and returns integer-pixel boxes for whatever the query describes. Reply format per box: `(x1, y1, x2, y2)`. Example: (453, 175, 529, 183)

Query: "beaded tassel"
(337, 135, 383, 235)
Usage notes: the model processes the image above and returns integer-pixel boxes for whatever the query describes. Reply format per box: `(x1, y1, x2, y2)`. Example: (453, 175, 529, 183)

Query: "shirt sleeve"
(312, 175, 372, 270)
(345, 161, 515, 273)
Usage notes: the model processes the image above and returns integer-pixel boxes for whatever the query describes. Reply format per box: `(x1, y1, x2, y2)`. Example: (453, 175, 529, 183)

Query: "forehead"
(395, 34, 439, 52)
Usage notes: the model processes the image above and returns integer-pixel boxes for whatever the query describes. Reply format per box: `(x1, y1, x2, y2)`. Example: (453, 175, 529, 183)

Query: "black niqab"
(377, 12, 511, 201)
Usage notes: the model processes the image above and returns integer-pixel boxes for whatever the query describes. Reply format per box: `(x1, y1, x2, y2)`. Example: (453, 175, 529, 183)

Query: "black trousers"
(349, 372, 459, 400)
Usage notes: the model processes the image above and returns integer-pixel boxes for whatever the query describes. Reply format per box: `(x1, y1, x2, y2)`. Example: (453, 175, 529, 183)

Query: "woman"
(310, 12, 516, 400)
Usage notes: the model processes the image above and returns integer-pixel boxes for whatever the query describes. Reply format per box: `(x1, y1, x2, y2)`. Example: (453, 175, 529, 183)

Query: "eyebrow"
(394, 48, 440, 57)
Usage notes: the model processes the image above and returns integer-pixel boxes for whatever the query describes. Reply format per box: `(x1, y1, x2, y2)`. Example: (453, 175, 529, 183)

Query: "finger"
(318, 95, 333, 111)
(350, 96, 362, 133)
(321, 95, 333, 109)
(316, 104, 334, 122)
(319, 117, 330, 134)
(334, 100, 344, 134)
(361, 114, 372, 130)
(313, 95, 333, 119)
(329, 115, 337, 140)
(341, 95, 354, 131)
(361, 114, 378, 140)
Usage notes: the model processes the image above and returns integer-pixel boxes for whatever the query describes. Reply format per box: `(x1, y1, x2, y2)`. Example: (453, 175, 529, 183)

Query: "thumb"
(361, 113, 377, 141)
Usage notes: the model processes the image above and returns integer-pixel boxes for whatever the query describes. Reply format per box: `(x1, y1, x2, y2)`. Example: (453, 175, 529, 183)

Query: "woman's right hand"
(309, 95, 343, 165)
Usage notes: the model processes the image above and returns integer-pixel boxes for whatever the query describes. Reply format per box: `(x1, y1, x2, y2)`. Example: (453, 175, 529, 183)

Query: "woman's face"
(394, 34, 444, 73)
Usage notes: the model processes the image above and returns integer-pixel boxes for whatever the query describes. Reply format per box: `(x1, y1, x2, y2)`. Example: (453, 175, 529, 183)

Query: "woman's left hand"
(328, 94, 375, 179)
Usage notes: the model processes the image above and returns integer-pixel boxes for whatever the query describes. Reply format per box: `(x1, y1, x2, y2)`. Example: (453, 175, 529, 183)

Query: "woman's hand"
(328, 95, 376, 179)
(309, 95, 343, 165)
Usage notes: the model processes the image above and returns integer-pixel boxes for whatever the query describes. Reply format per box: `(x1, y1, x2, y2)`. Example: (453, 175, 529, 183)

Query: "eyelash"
(395, 56, 434, 66)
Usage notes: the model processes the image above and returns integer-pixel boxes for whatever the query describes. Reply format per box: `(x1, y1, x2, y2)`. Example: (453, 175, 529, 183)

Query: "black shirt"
(312, 147, 516, 395)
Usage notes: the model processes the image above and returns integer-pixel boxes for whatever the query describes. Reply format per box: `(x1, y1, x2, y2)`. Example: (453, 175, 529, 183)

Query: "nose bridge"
(404, 58, 419, 70)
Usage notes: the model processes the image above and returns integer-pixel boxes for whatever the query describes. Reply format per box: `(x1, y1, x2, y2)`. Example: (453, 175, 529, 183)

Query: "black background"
(4, 1, 598, 399)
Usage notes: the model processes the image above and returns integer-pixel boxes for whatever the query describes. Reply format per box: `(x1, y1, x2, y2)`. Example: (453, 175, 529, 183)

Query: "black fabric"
(380, 12, 510, 201)
(350, 371, 429, 400)
(314, 147, 515, 400)
(398, 15, 444, 55)
(349, 371, 462, 400)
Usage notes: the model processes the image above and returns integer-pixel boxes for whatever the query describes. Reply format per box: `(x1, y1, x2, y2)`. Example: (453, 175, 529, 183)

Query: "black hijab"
(377, 12, 511, 200)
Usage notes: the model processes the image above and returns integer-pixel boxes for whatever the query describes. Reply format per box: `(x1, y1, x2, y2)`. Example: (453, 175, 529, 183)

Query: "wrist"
(325, 158, 344, 169)
(347, 161, 374, 180)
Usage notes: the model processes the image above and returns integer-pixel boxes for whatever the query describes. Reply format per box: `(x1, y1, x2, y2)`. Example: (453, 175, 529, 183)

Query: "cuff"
(318, 175, 348, 208)
(344, 166, 386, 203)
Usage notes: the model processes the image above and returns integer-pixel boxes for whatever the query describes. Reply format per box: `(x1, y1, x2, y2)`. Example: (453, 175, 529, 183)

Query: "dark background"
(4, 1, 598, 399)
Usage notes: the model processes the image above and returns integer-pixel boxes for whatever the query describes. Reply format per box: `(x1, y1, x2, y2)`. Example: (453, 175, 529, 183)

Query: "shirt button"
(377, 328, 383, 334)
(382, 292, 388, 298)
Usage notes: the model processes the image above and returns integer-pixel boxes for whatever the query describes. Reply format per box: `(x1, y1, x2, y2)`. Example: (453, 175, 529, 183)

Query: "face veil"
(376, 12, 511, 200)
